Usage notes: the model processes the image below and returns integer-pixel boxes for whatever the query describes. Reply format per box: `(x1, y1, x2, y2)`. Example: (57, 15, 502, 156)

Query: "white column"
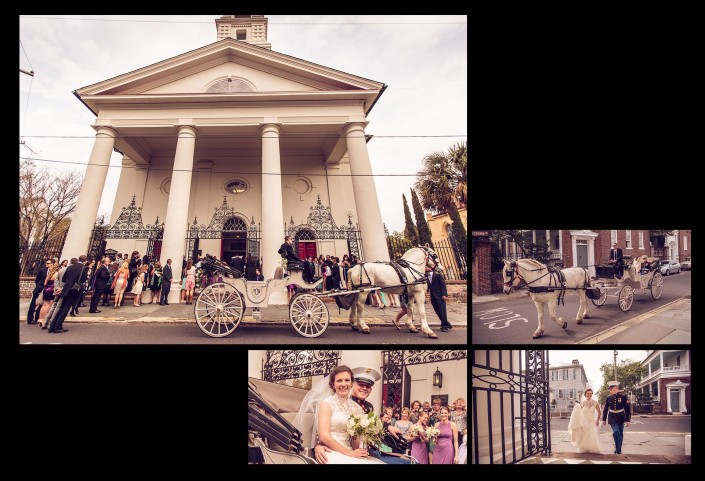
(344, 123, 389, 262)
(160, 125, 197, 303)
(60, 126, 117, 260)
(248, 350, 267, 379)
(260, 123, 285, 281)
(340, 350, 383, 414)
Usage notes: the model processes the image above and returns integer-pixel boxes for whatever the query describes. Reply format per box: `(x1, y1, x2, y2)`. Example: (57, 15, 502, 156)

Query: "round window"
(225, 178, 249, 195)
(293, 177, 312, 195)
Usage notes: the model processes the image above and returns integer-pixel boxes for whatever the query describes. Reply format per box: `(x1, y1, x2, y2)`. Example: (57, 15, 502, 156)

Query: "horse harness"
(350, 246, 437, 295)
(506, 262, 591, 306)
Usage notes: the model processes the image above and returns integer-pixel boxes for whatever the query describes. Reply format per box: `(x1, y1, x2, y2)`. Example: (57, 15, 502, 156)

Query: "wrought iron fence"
(385, 231, 467, 280)
(19, 231, 68, 277)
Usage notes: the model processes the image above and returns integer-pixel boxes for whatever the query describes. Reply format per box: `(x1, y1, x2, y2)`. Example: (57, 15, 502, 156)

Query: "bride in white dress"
(567, 384, 602, 454)
(293, 365, 384, 464)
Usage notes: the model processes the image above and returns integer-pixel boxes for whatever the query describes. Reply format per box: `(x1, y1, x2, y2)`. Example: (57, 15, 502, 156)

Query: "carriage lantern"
(433, 367, 443, 388)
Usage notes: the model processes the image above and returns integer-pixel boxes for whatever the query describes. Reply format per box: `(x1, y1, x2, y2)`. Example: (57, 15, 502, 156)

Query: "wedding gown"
(319, 394, 384, 464)
(567, 399, 601, 453)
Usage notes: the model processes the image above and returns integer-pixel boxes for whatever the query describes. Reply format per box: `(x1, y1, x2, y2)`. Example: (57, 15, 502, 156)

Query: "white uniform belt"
(609, 409, 625, 413)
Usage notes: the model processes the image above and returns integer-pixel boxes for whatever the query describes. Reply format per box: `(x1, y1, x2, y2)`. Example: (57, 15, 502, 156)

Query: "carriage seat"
(273, 266, 284, 279)
(286, 260, 304, 271)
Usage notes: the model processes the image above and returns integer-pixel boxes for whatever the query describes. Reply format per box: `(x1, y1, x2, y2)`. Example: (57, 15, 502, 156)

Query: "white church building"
(60, 15, 389, 304)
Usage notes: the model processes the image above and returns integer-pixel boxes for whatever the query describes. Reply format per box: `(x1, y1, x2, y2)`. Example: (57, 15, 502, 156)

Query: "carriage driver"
(278, 235, 303, 269)
(609, 242, 624, 279)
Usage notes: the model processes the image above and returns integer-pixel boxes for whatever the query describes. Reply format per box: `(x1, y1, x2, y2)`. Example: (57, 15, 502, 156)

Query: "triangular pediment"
(76, 39, 384, 98)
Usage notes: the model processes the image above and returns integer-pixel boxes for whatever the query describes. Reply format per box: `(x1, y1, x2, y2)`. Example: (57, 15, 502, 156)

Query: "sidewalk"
(19, 297, 467, 328)
(518, 426, 691, 464)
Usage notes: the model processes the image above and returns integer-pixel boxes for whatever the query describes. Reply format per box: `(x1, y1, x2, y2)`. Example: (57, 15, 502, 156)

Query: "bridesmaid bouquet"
(407, 424, 425, 438)
(425, 425, 441, 442)
(347, 412, 384, 446)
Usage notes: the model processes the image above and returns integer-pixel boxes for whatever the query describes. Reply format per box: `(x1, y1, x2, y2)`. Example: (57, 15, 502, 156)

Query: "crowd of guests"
(380, 397, 467, 464)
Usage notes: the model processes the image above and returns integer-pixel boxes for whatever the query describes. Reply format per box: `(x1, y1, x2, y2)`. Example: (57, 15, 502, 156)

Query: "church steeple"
(215, 15, 271, 49)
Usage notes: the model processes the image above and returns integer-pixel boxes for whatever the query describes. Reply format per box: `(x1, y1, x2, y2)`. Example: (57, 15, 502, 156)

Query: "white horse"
(347, 246, 441, 338)
(502, 258, 591, 339)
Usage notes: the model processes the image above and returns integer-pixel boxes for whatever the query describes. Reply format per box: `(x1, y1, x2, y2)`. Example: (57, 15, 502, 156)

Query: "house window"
(568, 389, 574, 399)
(611, 230, 617, 245)
(626, 230, 632, 249)
(676, 356, 680, 366)
(651, 381, 658, 398)
(639, 230, 644, 249)
(573, 368, 576, 380)
(236, 29, 247, 40)
(683, 236, 688, 250)
(559, 389, 564, 399)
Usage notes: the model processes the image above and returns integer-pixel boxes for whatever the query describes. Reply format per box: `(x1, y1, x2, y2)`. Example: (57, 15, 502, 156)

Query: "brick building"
(500, 230, 652, 277)
(471, 231, 492, 296)
(635, 350, 690, 414)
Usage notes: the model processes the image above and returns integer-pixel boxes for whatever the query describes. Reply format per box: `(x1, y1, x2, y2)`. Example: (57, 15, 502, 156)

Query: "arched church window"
(205, 78, 255, 93)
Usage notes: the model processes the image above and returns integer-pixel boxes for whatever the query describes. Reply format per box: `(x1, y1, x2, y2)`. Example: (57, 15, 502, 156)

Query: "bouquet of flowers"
(346, 412, 384, 447)
(425, 425, 440, 442)
(407, 424, 425, 438)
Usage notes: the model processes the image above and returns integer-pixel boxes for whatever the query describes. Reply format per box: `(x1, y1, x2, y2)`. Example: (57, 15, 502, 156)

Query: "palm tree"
(414, 142, 467, 214)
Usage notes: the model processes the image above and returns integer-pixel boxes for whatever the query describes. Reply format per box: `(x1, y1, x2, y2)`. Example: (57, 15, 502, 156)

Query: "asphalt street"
(472, 271, 690, 344)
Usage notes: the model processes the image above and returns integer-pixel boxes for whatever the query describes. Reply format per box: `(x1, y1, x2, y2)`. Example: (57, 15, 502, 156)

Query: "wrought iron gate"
(286, 195, 363, 261)
(87, 195, 164, 261)
(381, 350, 468, 410)
(471, 350, 551, 464)
(261, 350, 340, 382)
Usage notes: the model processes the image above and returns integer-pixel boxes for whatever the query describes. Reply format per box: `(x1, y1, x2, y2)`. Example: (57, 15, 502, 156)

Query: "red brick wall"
(657, 376, 691, 414)
(20, 278, 35, 299)
(472, 239, 492, 296)
(586, 230, 651, 264)
(679, 230, 691, 261)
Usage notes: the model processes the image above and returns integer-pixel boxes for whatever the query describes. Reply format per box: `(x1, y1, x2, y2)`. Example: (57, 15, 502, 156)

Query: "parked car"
(680, 260, 691, 270)
(659, 259, 681, 275)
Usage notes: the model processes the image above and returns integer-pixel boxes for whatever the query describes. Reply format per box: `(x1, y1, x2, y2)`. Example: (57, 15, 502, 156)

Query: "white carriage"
(193, 255, 383, 338)
(588, 257, 664, 312)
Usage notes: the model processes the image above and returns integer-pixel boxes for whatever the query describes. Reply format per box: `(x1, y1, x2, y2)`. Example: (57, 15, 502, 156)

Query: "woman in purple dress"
(407, 410, 430, 464)
(432, 406, 459, 464)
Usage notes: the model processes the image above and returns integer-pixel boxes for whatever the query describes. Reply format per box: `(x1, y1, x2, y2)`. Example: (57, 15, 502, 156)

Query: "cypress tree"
(411, 188, 434, 248)
(402, 194, 419, 245)
(447, 203, 467, 255)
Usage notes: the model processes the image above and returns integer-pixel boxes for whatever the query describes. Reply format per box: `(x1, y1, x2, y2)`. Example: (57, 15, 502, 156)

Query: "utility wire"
(20, 16, 467, 25)
(19, 156, 436, 176)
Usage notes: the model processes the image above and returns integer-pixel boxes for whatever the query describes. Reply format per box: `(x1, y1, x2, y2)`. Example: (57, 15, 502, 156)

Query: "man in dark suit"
(48, 257, 86, 333)
(27, 259, 52, 324)
(428, 264, 452, 332)
(602, 380, 631, 454)
(231, 254, 245, 277)
(278, 236, 302, 267)
(159, 258, 173, 305)
(89, 257, 110, 313)
(610, 242, 624, 279)
(70, 255, 90, 316)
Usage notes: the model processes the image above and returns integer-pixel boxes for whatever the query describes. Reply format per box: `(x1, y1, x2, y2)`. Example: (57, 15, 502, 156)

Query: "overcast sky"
(19, 15, 467, 234)
(548, 350, 649, 390)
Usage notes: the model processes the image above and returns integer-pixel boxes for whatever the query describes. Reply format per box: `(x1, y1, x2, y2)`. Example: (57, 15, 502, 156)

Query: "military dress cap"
(608, 381, 620, 387)
(352, 366, 382, 386)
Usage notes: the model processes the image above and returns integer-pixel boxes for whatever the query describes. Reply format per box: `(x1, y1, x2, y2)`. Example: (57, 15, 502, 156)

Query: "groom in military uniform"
(314, 366, 411, 464)
(601, 380, 631, 454)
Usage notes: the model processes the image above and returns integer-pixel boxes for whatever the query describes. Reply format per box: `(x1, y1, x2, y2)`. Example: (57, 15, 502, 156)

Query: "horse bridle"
(421, 245, 440, 269)
(504, 261, 524, 289)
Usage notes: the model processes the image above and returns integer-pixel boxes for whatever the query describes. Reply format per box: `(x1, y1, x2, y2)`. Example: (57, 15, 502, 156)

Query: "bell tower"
(215, 15, 271, 49)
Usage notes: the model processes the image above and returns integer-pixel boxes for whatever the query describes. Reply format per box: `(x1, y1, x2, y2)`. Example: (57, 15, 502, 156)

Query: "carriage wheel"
(195, 282, 245, 337)
(591, 288, 607, 307)
(289, 293, 329, 338)
(650, 271, 664, 300)
(618, 285, 634, 312)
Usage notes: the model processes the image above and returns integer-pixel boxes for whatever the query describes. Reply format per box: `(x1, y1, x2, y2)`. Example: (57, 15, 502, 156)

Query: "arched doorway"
(221, 216, 248, 261)
(295, 228, 317, 260)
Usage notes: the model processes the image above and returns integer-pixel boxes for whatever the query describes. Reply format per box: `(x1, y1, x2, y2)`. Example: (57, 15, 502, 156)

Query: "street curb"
(577, 297, 690, 344)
